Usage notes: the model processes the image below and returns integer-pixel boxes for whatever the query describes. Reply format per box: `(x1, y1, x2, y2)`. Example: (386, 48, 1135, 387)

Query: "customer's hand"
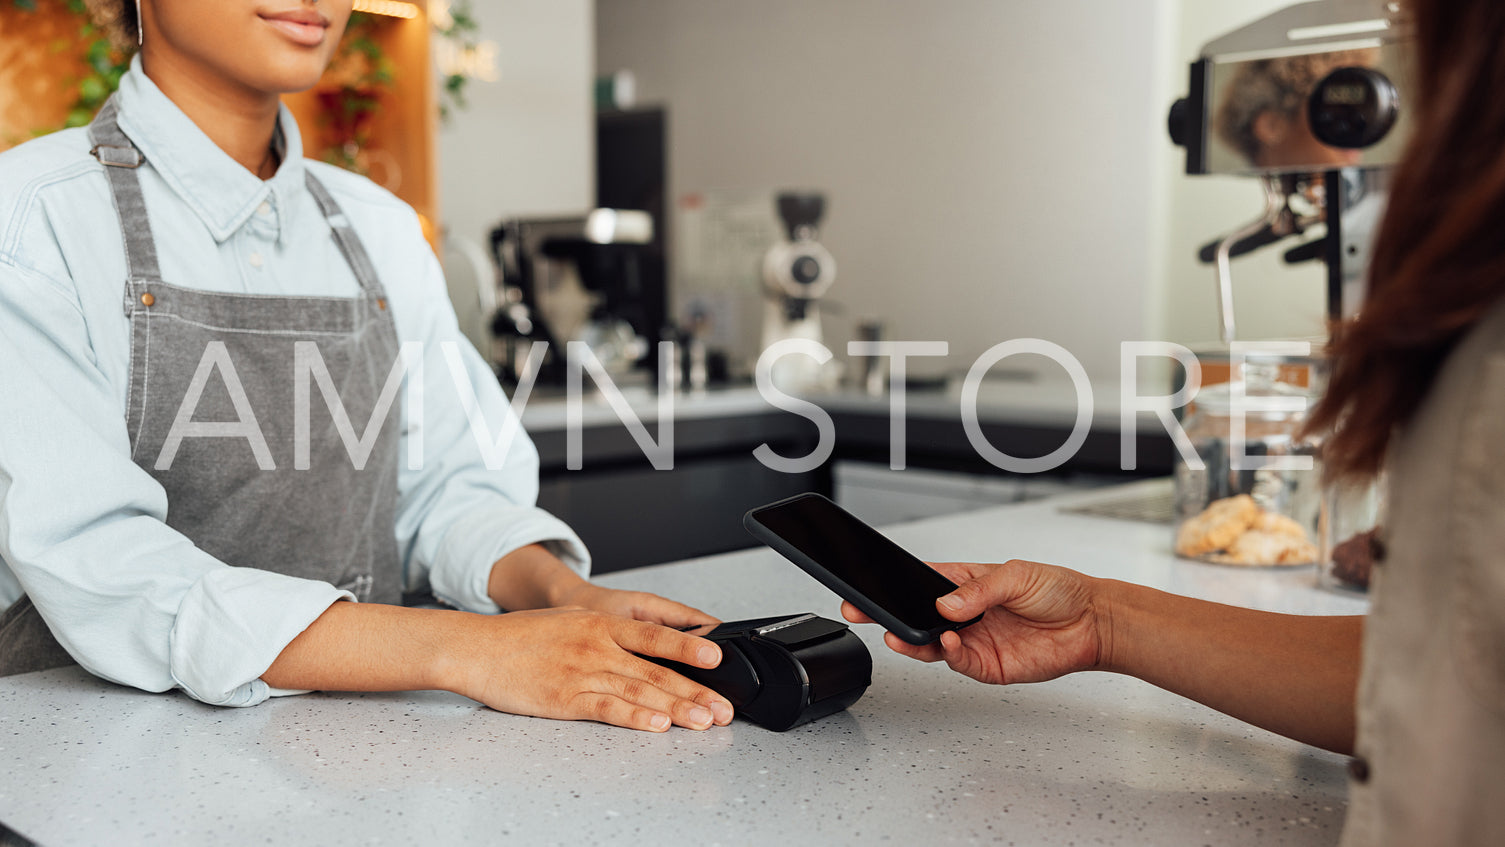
(553, 582, 719, 630)
(448, 607, 734, 731)
(841, 560, 1107, 686)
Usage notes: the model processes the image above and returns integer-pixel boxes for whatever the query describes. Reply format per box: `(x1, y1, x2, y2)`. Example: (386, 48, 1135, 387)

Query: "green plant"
(316, 11, 397, 174)
(432, 0, 481, 123)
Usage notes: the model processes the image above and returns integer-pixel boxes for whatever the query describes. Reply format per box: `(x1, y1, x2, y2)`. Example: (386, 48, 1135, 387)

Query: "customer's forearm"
(1096, 579, 1362, 754)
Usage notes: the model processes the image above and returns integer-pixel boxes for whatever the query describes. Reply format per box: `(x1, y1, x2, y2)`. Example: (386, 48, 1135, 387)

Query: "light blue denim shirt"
(0, 56, 588, 706)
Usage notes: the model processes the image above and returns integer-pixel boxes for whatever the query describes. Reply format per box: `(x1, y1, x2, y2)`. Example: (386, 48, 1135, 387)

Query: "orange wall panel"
(0, 3, 92, 150)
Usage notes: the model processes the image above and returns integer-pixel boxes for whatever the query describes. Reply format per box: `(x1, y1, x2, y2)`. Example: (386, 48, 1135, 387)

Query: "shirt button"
(1348, 756, 1371, 784)
(249, 252, 264, 269)
(257, 201, 272, 216)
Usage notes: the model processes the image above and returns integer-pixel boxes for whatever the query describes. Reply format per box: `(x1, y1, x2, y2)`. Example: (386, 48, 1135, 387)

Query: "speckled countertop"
(0, 481, 1367, 846)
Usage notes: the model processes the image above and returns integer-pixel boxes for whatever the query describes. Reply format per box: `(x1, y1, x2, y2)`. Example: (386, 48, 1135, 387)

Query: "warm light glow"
(435, 39, 500, 82)
(429, 0, 454, 30)
(353, 0, 420, 19)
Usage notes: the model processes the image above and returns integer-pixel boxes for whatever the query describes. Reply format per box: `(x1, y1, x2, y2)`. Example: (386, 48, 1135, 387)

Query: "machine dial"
(1308, 66, 1400, 150)
(791, 255, 822, 286)
(764, 241, 836, 301)
(1167, 97, 1190, 148)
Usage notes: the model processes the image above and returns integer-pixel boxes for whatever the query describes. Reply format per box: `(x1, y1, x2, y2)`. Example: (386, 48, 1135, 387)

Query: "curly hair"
(82, 0, 139, 53)
(1213, 49, 1377, 164)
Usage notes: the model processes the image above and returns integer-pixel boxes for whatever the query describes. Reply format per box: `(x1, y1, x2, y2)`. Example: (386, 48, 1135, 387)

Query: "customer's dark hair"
(82, 0, 139, 52)
(1304, 0, 1505, 480)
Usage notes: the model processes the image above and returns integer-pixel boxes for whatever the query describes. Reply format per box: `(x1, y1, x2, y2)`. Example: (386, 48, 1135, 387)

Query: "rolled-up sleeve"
(391, 240, 589, 614)
(0, 257, 349, 706)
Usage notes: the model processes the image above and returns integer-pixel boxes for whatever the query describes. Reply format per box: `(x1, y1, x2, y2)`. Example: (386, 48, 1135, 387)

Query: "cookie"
(1254, 511, 1310, 540)
(1175, 494, 1260, 557)
(1210, 529, 1319, 566)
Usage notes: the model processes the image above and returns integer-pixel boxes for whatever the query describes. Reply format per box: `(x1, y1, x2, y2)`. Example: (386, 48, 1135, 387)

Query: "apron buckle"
(90, 144, 143, 169)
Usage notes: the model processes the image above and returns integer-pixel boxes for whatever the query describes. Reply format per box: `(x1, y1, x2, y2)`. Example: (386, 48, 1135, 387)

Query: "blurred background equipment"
(489, 209, 658, 387)
(761, 192, 838, 392)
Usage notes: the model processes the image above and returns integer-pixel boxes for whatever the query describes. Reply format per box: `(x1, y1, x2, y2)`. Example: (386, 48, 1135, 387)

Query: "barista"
(0, 0, 733, 733)
(846, 2, 1505, 841)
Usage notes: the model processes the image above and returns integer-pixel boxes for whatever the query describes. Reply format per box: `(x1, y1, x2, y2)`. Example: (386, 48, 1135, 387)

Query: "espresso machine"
(1168, 0, 1411, 338)
(1167, 0, 1411, 584)
(489, 209, 658, 387)
(761, 192, 837, 392)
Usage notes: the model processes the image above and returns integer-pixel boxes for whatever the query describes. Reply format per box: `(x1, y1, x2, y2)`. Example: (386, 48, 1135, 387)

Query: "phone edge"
(742, 501, 944, 646)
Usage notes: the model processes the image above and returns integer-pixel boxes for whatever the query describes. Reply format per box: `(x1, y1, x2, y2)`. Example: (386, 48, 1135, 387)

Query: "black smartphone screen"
(748, 495, 961, 634)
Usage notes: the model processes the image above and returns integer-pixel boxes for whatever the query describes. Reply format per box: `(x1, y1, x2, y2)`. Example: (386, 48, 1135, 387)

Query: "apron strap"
(304, 172, 389, 300)
(87, 96, 163, 286)
(87, 94, 389, 303)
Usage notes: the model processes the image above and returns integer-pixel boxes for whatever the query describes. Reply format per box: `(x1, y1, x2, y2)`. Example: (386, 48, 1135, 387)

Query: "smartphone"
(743, 493, 982, 645)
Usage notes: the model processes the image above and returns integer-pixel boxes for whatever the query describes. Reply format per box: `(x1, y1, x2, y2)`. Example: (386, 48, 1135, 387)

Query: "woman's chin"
(254, 61, 337, 96)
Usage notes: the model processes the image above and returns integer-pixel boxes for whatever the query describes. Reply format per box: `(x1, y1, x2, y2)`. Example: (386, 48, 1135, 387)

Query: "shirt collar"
(114, 54, 306, 245)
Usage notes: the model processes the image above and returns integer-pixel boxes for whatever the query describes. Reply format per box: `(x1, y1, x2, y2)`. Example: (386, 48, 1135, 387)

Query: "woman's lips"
(260, 14, 329, 47)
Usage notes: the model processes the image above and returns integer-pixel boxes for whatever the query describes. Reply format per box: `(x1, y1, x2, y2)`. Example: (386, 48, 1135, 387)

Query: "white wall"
(439, 0, 593, 249)
(437, 0, 593, 347)
(595, 0, 1333, 380)
(1161, 0, 1329, 346)
(596, 0, 1172, 380)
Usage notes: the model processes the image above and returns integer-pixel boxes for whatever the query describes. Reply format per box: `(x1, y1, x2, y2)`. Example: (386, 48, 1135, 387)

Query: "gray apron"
(0, 96, 403, 677)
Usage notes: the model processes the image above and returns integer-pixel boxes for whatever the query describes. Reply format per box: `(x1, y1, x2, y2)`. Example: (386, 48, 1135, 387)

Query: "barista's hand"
(840, 560, 1107, 686)
(448, 607, 734, 731)
(487, 544, 718, 630)
(552, 582, 719, 630)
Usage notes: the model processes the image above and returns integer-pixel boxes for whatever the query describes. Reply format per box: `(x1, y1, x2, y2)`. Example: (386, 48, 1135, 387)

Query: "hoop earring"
(135, 0, 143, 46)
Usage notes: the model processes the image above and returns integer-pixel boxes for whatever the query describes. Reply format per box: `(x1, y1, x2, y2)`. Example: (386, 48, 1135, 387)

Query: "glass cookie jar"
(1173, 357, 1323, 567)
(1319, 481, 1385, 593)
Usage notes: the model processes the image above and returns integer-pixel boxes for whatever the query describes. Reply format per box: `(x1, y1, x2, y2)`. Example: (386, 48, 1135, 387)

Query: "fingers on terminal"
(695, 689, 735, 725)
(620, 619, 722, 668)
(634, 660, 731, 727)
(574, 692, 672, 732)
(601, 669, 719, 730)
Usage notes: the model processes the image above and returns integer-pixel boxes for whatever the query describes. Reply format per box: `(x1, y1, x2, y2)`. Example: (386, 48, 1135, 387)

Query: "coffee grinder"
(761, 192, 837, 391)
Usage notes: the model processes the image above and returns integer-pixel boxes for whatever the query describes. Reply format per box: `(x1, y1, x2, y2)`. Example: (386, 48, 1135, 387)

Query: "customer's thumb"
(937, 583, 981, 620)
